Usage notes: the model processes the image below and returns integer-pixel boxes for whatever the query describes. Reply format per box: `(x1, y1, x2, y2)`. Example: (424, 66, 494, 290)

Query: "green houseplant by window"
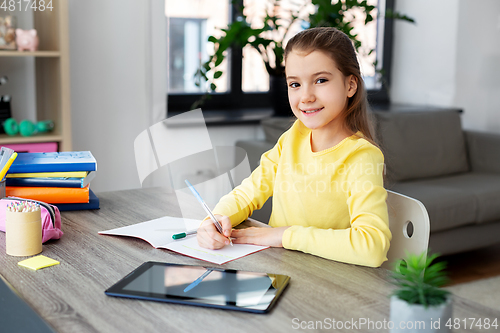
(389, 252, 452, 333)
(194, 0, 414, 113)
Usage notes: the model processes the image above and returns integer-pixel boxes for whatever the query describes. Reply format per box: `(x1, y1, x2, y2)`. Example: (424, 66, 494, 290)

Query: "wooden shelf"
(0, 133, 63, 144)
(0, 0, 72, 151)
(0, 50, 61, 57)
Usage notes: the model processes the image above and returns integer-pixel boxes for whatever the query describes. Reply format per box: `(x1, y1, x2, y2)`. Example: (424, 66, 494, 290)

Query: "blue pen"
(185, 179, 233, 246)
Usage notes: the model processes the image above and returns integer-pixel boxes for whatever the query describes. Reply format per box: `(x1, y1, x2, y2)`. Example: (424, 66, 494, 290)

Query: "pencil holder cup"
(6, 209, 42, 256)
(0, 178, 5, 198)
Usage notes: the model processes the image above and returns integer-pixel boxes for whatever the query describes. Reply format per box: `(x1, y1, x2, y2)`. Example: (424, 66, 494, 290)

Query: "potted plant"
(194, 0, 414, 115)
(389, 252, 452, 333)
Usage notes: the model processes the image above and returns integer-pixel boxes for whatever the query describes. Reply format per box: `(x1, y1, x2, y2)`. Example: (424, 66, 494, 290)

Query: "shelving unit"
(0, 0, 71, 151)
(0, 51, 60, 57)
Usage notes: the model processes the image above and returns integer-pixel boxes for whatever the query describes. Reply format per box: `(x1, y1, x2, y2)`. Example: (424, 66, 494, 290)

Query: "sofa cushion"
(389, 172, 500, 233)
(389, 180, 476, 233)
(374, 111, 469, 182)
(261, 117, 295, 143)
(418, 172, 500, 224)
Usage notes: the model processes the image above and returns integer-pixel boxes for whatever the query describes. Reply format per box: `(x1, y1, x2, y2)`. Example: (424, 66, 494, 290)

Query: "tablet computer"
(105, 262, 290, 314)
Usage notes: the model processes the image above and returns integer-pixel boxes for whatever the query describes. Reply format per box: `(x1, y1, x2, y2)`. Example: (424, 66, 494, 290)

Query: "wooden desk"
(0, 187, 498, 332)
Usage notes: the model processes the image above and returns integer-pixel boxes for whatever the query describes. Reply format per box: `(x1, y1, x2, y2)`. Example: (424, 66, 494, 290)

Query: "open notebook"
(98, 216, 268, 265)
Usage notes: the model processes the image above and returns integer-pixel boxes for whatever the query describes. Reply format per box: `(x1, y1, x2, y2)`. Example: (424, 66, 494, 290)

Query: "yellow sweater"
(213, 120, 391, 267)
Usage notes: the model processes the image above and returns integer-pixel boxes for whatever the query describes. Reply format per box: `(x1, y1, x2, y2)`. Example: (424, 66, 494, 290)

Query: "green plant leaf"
(365, 14, 373, 24)
(213, 71, 223, 79)
(390, 251, 450, 307)
(214, 55, 224, 67)
(385, 9, 416, 23)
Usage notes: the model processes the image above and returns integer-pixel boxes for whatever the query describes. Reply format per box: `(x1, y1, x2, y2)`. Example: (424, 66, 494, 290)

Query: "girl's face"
(286, 50, 357, 134)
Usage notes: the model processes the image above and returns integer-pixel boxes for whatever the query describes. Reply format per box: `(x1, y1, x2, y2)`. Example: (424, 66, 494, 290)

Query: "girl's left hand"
(230, 226, 290, 248)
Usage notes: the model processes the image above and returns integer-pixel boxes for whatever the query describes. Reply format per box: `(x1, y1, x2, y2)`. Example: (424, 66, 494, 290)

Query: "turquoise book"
(6, 171, 96, 188)
(9, 151, 97, 174)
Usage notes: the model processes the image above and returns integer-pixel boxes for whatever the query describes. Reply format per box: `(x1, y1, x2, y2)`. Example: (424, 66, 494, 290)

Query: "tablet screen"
(105, 262, 290, 313)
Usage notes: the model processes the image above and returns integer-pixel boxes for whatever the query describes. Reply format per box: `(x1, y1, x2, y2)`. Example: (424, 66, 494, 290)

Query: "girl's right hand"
(197, 215, 233, 250)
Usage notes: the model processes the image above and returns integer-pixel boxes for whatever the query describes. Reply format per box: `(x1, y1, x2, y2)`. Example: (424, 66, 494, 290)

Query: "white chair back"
(382, 190, 430, 269)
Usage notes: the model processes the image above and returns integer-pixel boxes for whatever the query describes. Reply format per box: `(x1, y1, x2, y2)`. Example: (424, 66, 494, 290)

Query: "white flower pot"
(390, 295, 453, 332)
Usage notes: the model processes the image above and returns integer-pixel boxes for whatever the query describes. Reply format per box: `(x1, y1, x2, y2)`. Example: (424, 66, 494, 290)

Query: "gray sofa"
(236, 109, 500, 256)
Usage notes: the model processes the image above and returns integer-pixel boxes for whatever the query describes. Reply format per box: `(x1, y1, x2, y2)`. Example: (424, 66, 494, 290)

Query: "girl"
(197, 27, 391, 267)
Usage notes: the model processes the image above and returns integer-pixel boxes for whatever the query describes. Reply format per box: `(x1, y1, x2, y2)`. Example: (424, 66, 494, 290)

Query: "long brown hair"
(284, 27, 378, 147)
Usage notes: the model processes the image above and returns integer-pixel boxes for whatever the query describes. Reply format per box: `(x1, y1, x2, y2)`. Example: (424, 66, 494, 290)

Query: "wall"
(69, 0, 263, 193)
(454, 0, 500, 132)
(69, 0, 151, 192)
(391, 0, 460, 107)
(392, 0, 500, 133)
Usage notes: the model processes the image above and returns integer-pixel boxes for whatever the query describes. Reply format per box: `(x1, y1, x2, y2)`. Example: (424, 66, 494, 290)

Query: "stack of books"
(5, 151, 99, 211)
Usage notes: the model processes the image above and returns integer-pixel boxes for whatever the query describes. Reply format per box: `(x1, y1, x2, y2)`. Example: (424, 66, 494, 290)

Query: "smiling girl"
(197, 27, 391, 267)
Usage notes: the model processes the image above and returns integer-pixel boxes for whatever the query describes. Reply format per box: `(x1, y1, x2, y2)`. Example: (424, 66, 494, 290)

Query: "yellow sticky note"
(18, 255, 60, 271)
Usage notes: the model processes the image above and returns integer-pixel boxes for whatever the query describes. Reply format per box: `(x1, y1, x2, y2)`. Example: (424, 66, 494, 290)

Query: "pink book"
(1, 142, 58, 153)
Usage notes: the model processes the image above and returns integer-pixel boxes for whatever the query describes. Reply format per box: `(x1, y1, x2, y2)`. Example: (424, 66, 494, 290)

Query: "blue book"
(55, 189, 100, 211)
(9, 151, 97, 174)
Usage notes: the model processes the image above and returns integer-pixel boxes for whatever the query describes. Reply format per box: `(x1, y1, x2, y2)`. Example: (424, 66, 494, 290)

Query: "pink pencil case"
(0, 197, 63, 243)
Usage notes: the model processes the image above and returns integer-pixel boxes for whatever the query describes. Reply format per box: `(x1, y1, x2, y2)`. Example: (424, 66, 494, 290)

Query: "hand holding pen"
(185, 180, 233, 249)
(197, 214, 233, 249)
(172, 214, 233, 249)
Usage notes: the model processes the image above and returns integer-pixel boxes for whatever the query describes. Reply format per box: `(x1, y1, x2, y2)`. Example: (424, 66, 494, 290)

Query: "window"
(169, 17, 210, 93)
(166, 0, 394, 113)
(166, 0, 230, 95)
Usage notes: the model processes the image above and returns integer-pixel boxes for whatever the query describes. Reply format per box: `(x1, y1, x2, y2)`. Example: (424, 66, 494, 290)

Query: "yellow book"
(6, 171, 88, 178)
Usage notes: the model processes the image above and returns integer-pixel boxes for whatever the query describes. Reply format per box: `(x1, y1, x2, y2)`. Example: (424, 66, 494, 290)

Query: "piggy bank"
(16, 29, 39, 52)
